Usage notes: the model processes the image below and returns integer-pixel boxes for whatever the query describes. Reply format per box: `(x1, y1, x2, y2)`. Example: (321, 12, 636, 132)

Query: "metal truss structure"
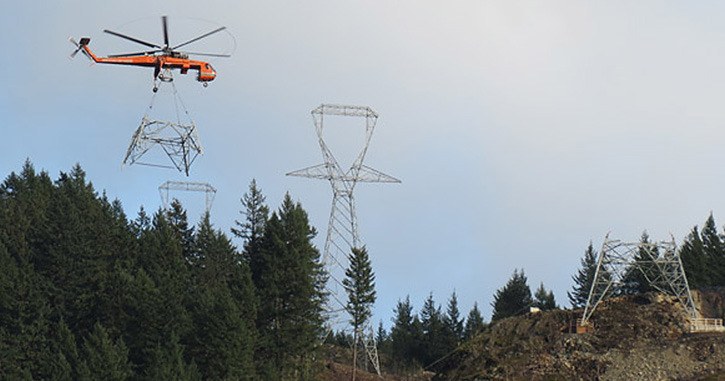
(159, 181, 217, 214)
(581, 235, 698, 327)
(287, 104, 400, 376)
(123, 79, 203, 176)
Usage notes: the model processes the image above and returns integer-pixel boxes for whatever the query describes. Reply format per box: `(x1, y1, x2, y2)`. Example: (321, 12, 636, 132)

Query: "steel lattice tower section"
(580, 234, 698, 328)
(287, 104, 400, 376)
(123, 78, 203, 176)
(159, 181, 217, 214)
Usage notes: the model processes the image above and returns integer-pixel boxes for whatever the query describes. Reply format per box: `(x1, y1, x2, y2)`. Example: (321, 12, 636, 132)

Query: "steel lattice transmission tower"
(581, 235, 698, 328)
(123, 79, 203, 176)
(287, 104, 400, 376)
(159, 181, 217, 214)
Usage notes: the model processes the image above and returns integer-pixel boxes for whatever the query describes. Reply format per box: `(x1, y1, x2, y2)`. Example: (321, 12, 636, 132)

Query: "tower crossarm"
(351, 165, 402, 183)
(312, 104, 378, 118)
(159, 181, 217, 193)
(158, 181, 217, 213)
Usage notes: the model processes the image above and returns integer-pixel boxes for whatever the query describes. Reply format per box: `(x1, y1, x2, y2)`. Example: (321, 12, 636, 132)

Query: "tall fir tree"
(680, 226, 708, 288)
(491, 269, 532, 321)
(251, 194, 327, 380)
(702, 213, 725, 286)
(621, 231, 659, 295)
(390, 296, 421, 371)
(419, 293, 449, 371)
(568, 242, 599, 308)
(463, 303, 485, 340)
(77, 323, 132, 381)
(444, 291, 464, 344)
(184, 214, 256, 380)
(232, 179, 269, 263)
(532, 282, 557, 311)
(342, 247, 376, 380)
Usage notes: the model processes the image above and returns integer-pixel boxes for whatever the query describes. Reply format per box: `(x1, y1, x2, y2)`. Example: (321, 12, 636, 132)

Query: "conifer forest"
(3, 161, 725, 380)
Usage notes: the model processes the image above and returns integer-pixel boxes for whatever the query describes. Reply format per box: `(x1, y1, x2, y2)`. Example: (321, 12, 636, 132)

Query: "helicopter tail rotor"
(69, 37, 92, 60)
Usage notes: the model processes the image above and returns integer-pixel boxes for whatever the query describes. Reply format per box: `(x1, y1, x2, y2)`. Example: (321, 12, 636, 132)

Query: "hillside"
(445, 291, 725, 381)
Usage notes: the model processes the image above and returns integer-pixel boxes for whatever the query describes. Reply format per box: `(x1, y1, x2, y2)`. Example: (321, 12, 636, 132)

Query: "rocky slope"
(445, 292, 725, 381)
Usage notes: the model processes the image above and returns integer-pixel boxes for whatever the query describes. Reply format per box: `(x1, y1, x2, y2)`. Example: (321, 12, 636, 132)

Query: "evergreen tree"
(375, 320, 391, 358)
(621, 231, 659, 295)
(144, 335, 201, 381)
(252, 194, 326, 380)
(419, 293, 449, 370)
(184, 215, 256, 379)
(681, 226, 708, 288)
(390, 296, 420, 370)
(702, 213, 725, 285)
(568, 242, 599, 308)
(491, 269, 532, 321)
(78, 323, 132, 381)
(533, 282, 557, 311)
(232, 179, 269, 263)
(463, 303, 485, 340)
(444, 291, 464, 343)
(342, 247, 376, 380)
(165, 199, 195, 260)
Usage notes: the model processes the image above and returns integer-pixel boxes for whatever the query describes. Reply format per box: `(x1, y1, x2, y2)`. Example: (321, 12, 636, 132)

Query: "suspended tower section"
(123, 78, 203, 176)
(159, 180, 217, 214)
(287, 104, 400, 375)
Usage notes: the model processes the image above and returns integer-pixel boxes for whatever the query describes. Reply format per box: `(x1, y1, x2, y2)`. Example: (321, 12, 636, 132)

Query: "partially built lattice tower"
(579, 234, 723, 332)
(287, 104, 400, 375)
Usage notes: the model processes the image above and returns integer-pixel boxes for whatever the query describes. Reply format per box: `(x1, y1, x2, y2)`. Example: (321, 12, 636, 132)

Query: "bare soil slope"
(445, 292, 725, 381)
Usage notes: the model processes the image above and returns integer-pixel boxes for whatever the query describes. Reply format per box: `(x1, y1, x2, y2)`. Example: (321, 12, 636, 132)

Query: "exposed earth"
(322, 291, 725, 380)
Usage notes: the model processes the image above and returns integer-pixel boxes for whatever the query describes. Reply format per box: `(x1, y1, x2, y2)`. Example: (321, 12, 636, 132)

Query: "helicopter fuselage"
(82, 42, 217, 83)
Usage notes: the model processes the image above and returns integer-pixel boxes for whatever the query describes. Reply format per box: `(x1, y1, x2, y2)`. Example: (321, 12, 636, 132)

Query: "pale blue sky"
(3, 1, 725, 325)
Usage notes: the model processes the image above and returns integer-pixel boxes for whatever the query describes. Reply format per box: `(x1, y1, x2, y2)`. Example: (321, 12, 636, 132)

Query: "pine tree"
(533, 282, 557, 310)
(568, 242, 599, 308)
(342, 247, 376, 380)
(463, 303, 485, 340)
(491, 269, 532, 321)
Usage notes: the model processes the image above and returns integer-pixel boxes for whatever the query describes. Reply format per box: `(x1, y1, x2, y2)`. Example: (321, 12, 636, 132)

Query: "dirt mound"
(445, 293, 725, 381)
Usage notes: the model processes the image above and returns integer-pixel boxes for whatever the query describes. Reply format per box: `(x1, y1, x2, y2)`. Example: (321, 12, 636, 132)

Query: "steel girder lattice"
(581, 235, 698, 327)
(158, 181, 217, 214)
(287, 104, 400, 376)
(123, 80, 203, 176)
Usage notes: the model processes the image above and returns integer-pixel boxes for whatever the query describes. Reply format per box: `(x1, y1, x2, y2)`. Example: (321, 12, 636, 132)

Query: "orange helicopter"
(71, 16, 230, 92)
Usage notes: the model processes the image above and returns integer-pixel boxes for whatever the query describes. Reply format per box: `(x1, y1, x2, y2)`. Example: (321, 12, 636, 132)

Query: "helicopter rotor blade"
(162, 16, 169, 48)
(171, 26, 226, 50)
(107, 50, 161, 58)
(104, 29, 161, 49)
(179, 51, 231, 57)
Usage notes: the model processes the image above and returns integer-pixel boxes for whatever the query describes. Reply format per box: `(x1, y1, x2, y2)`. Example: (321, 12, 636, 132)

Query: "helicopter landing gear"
(153, 86, 158, 93)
